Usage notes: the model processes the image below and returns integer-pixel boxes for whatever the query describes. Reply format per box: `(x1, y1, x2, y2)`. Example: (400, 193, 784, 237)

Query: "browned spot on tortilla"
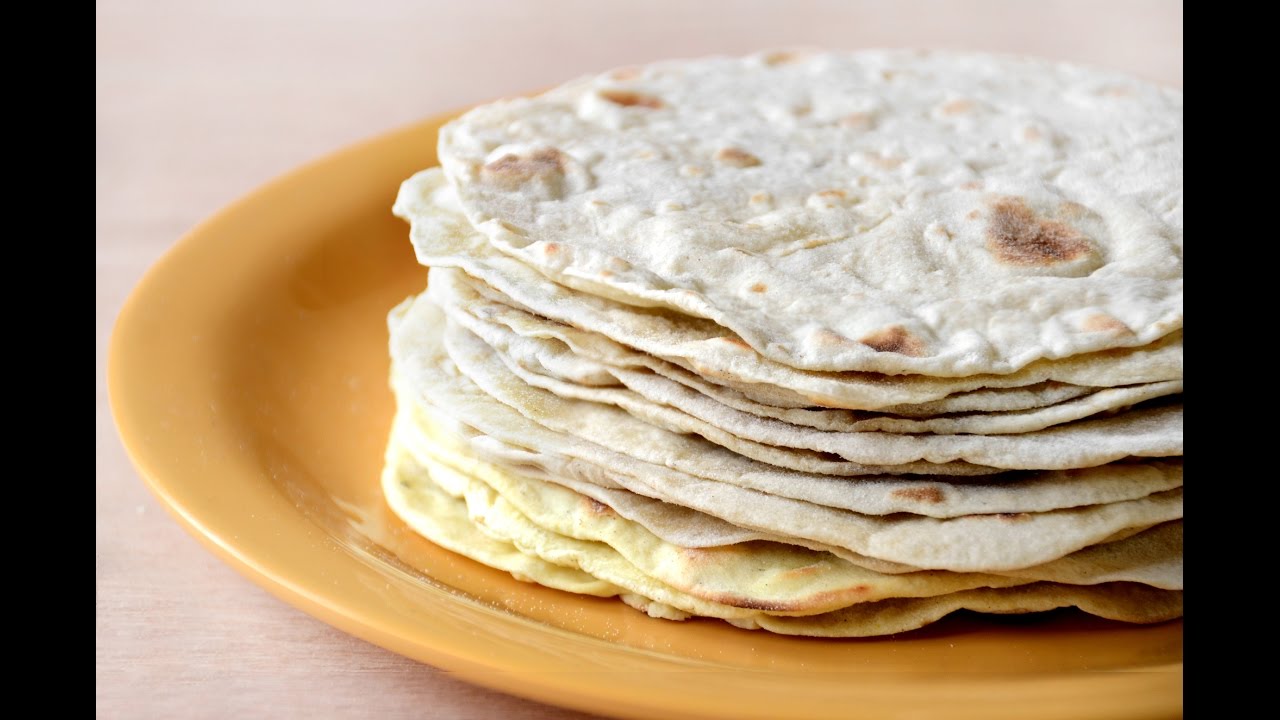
(780, 563, 824, 579)
(960, 180, 984, 191)
(859, 326, 925, 356)
(871, 155, 903, 170)
(749, 191, 771, 204)
(582, 496, 616, 517)
(715, 147, 762, 168)
(762, 50, 801, 65)
(600, 89, 664, 108)
(816, 189, 847, 199)
(792, 104, 812, 117)
(997, 512, 1031, 522)
(679, 164, 706, 177)
(720, 336, 751, 349)
(941, 98, 976, 115)
(481, 148, 566, 190)
(543, 242, 561, 255)
(598, 270, 613, 279)
(1021, 126, 1045, 142)
(749, 282, 767, 293)
(891, 486, 945, 504)
(881, 70, 898, 81)
(985, 197, 1093, 266)
(1082, 313, 1134, 336)
(701, 584, 875, 613)
(839, 112, 874, 129)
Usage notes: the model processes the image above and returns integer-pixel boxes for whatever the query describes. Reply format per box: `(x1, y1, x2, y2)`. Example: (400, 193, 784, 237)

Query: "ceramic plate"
(109, 109, 1182, 720)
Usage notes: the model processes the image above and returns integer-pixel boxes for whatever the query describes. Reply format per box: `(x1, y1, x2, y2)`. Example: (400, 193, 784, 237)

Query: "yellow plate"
(108, 109, 1182, 720)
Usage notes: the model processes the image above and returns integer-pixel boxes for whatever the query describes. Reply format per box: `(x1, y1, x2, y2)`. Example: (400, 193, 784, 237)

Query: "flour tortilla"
(442, 312, 1182, 471)
(395, 169, 1182, 410)
(389, 294, 1182, 571)
(394, 402, 1182, 590)
(452, 292, 1182, 436)
(396, 392, 1177, 584)
(438, 50, 1182, 377)
(384, 434, 1182, 635)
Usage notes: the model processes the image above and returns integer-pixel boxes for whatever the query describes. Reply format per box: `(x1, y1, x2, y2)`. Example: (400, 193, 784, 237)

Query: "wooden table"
(96, 1, 1182, 716)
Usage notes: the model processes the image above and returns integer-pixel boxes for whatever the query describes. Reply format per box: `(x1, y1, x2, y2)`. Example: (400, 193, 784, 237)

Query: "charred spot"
(839, 112, 875, 129)
(1081, 313, 1134, 335)
(891, 486, 945, 504)
(582, 496, 616, 516)
(481, 148, 566, 190)
(940, 98, 976, 115)
(984, 197, 1093, 267)
(762, 50, 802, 65)
(749, 282, 768, 293)
(600, 89, 664, 109)
(996, 512, 1031, 522)
(714, 147, 762, 168)
(859, 326, 925, 356)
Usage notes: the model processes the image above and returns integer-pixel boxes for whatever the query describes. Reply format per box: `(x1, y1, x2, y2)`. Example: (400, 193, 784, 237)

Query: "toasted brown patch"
(600, 89, 664, 109)
(997, 512, 1032, 523)
(481, 148, 566, 190)
(859, 326, 925, 356)
(598, 270, 613, 279)
(701, 584, 873, 613)
(582, 496, 616, 517)
(780, 563, 825, 579)
(1082, 313, 1134, 336)
(749, 191, 771, 204)
(679, 165, 706, 177)
(542, 242, 561, 255)
(762, 50, 801, 65)
(749, 282, 767, 293)
(816, 189, 847, 199)
(940, 98, 976, 115)
(891, 486, 945, 504)
(715, 147, 762, 168)
(839, 112, 874, 129)
(985, 197, 1093, 266)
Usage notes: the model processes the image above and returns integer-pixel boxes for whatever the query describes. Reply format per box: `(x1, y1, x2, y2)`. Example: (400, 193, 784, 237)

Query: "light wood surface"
(96, 1, 1182, 717)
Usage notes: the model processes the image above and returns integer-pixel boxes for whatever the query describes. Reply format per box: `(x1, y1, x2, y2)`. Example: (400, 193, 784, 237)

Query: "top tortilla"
(438, 49, 1182, 377)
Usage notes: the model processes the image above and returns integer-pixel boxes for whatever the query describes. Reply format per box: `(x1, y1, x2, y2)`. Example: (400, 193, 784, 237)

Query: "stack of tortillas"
(383, 50, 1183, 637)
